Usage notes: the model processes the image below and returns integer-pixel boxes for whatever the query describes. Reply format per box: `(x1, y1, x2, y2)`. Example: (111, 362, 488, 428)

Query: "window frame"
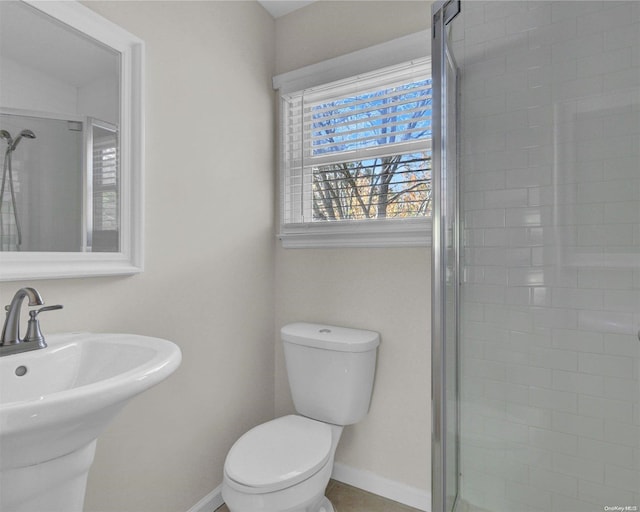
(274, 31, 432, 249)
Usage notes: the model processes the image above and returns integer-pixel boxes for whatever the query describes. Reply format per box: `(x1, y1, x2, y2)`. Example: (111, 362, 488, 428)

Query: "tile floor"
(215, 479, 422, 512)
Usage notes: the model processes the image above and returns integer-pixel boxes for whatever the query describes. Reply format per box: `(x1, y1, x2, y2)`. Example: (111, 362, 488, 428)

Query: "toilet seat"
(224, 415, 333, 494)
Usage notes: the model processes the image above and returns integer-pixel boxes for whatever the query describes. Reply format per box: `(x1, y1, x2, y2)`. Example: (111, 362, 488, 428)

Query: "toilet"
(222, 322, 380, 512)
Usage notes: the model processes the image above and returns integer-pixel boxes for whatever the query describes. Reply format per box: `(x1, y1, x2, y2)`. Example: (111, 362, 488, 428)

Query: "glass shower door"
(431, 2, 461, 512)
(445, 1, 640, 511)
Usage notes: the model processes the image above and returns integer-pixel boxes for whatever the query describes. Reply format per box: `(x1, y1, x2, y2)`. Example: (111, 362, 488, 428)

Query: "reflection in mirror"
(1, 110, 83, 251)
(89, 119, 119, 252)
(0, 111, 120, 253)
(0, 0, 120, 253)
(0, 0, 144, 280)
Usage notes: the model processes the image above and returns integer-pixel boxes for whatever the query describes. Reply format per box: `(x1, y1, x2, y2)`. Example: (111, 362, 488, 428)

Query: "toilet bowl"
(221, 323, 380, 512)
(223, 415, 342, 512)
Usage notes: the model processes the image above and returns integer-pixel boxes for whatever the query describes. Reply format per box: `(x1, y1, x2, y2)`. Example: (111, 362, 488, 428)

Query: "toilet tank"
(281, 323, 380, 426)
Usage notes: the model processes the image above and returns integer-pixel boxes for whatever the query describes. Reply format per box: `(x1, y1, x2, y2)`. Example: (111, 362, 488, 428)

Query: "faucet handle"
(31, 305, 63, 316)
(25, 305, 63, 346)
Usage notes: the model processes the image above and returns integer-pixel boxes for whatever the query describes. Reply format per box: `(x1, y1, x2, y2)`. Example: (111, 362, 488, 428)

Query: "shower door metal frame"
(431, 1, 460, 512)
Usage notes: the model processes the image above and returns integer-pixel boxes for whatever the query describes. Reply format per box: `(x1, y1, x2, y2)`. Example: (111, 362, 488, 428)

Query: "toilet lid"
(224, 415, 332, 493)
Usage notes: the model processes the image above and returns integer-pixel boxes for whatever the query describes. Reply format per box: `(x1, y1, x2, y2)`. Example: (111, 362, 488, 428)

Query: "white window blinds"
(280, 58, 432, 230)
(90, 122, 119, 252)
(93, 138, 118, 231)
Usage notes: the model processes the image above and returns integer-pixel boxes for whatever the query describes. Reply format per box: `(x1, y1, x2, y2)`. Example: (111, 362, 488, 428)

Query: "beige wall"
(0, 2, 276, 511)
(275, 0, 432, 75)
(1, 1, 432, 509)
(274, 0, 432, 492)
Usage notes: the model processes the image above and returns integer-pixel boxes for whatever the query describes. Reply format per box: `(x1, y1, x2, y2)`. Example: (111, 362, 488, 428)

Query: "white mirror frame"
(0, 0, 144, 281)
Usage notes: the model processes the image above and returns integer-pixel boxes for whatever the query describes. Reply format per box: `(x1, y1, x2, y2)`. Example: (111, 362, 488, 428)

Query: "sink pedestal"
(1, 441, 97, 512)
(0, 332, 182, 512)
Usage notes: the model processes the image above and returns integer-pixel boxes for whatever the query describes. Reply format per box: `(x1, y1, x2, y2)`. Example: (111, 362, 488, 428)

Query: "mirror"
(0, 1, 144, 280)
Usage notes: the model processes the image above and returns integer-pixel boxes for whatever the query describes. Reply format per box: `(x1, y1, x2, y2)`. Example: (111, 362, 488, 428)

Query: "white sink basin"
(0, 332, 181, 511)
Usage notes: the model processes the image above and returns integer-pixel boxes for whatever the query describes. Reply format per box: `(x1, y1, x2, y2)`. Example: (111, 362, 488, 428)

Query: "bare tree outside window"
(308, 78, 432, 223)
(313, 153, 431, 221)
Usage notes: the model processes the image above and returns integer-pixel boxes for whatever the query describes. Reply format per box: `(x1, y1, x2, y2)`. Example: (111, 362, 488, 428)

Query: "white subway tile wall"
(453, 2, 640, 511)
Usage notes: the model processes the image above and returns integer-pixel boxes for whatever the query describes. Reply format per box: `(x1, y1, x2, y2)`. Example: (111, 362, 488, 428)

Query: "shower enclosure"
(432, 1, 640, 511)
(0, 112, 83, 252)
(0, 111, 120, 253)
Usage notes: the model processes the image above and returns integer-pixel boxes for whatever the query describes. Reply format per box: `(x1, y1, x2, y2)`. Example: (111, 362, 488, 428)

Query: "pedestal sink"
(0, 332, 182, 512)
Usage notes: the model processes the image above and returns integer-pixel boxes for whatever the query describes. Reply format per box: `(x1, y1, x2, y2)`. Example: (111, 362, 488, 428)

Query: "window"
(278, 57, 432, 248)
(90, 120, 119, 252)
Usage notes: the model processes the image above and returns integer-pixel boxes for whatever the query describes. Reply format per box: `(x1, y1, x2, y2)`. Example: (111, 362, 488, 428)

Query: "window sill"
(278, 218, 432, 249)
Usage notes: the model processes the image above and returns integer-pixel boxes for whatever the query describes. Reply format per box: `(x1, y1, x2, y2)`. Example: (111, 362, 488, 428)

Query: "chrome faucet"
(0, 287, 62, 356)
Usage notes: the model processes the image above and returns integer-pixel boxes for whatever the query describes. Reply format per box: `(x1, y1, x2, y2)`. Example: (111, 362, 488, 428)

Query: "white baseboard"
(186, 467, 431, 512)
(331, 462, 431, 512)
(186, 484, 224, 512)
